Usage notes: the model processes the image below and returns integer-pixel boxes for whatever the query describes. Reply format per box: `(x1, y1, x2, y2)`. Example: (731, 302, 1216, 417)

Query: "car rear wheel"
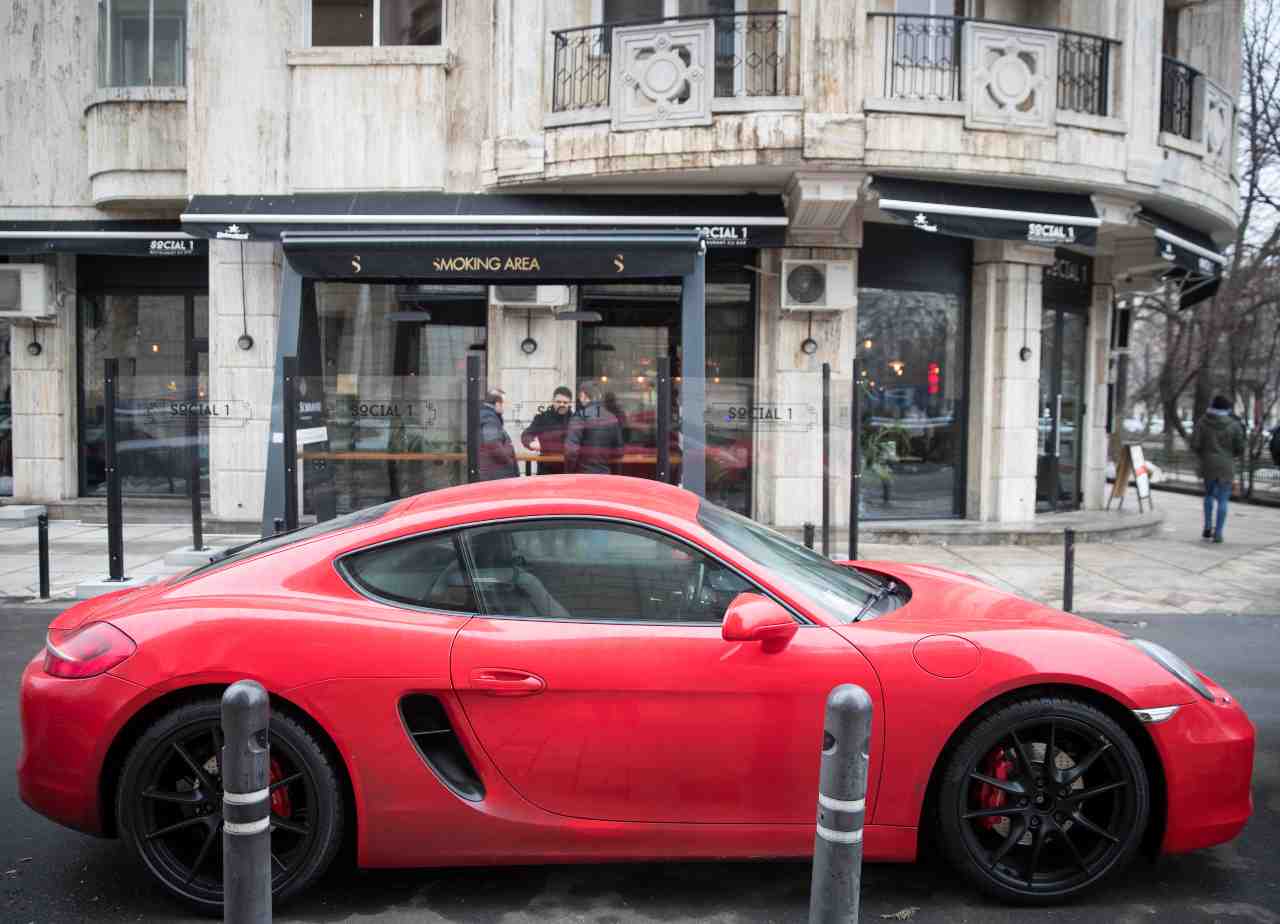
(938, 695, 1149, 904)
(116, 698, 344, 915)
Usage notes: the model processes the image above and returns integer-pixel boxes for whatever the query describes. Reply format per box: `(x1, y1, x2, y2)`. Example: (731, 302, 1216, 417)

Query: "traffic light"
(927, 361, 941, 396)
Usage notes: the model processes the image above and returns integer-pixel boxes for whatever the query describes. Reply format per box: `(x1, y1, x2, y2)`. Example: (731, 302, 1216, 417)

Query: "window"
(97, 0, 187, 87)
(343, 533, 478, 612)
(461, 520, 755, 624)
(311, 0, 444, 47)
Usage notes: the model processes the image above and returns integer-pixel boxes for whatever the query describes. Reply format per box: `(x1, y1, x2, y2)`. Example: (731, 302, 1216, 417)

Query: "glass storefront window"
(98, 0, 187, 87)
(0, 322, 11, 496)
(857, 288, 965, 519)
(78, 293, 208, 496)
(302, 282, 485, 518)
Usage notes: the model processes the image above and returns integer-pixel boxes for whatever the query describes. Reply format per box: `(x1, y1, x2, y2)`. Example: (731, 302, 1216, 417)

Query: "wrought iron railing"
(1160, 56, 1198, 140)
(551, 11, 788, 114)
(867, 14, 1119, 117)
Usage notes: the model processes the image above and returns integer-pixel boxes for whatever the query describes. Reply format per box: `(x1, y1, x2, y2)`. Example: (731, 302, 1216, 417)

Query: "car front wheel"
(938, 695, 1149, 904)
(116, 697, 344, 914)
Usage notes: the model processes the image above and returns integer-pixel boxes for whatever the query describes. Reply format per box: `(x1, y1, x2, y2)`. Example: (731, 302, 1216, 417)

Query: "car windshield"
(183, 501, 400, 578)
(697, 501, 881, 622)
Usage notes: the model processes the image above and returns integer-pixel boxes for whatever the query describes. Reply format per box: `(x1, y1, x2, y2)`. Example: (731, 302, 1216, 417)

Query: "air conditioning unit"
(0, 265, 55, 320)
(780, 260, 855, 312)
(491, 285, 570, 308)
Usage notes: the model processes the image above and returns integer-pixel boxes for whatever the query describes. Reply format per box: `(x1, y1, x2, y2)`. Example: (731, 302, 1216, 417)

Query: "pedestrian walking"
(1191, 394, 1245, 543)
(477, 390, 519, 481)
(1270, 423, 1280, 469)
(565, 381, 623, 475)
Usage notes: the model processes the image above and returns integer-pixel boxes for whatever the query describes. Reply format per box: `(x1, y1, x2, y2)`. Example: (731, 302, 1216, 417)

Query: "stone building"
(0, 0, 1242, 531)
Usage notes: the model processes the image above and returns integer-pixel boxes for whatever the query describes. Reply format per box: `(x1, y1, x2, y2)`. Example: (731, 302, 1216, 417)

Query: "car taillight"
(43, 622, 136, 679)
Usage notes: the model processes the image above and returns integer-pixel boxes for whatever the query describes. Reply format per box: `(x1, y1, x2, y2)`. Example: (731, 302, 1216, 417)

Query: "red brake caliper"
(269, 757, 292, 818)
(976, 747, 1015, 831)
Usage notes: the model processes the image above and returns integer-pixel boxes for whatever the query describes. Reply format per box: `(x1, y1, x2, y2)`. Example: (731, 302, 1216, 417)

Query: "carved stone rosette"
(610, 20, 715, 132)
(963, 22, 1058, 133)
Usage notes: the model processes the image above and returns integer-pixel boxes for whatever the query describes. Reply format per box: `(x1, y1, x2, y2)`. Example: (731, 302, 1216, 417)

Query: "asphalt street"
(2, 601, 1276, 923)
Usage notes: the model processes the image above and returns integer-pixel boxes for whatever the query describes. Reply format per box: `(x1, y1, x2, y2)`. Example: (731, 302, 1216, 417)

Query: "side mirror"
(722, 593, 798, 651)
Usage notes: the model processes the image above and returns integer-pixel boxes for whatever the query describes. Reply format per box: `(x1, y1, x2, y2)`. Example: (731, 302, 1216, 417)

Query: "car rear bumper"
(18, 655, 142, 836)
(1148, 681, 1254, 854)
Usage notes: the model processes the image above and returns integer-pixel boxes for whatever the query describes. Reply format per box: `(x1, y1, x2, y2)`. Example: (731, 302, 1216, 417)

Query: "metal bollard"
(221, 680, 272, 924)
(1063, 528, 1076, 613)
(809, 684, 872, 924)
(803, 522, 816, 550)
(37, 514, 50, 600)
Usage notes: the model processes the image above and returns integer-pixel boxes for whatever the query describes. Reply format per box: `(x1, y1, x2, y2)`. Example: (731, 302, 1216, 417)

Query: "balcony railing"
(551, 11, 788, 114)
(867, 13, 1119, 118)
(1160, 56, 1198, 140)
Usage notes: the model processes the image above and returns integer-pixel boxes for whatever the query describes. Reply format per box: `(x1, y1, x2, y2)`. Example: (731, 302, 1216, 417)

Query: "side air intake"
(398, 694, 485, 802)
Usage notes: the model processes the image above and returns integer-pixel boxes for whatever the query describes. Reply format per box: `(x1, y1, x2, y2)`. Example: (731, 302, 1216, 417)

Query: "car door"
(449, 517, 883, 825)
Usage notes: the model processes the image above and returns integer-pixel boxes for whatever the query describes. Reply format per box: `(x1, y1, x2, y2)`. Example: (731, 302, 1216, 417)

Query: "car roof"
(399, 474, 702, 523)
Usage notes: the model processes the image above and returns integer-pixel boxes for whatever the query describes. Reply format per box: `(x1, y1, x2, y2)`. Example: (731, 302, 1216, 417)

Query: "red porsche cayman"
(19, 476, 1253, 913)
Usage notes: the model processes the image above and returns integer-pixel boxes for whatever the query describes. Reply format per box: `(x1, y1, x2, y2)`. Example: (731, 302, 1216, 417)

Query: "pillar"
(208, 241, 281, 523)
(967, 241, 1055, 522)
(11, 253, 77, 503)
(1081, 257, 1114, 510)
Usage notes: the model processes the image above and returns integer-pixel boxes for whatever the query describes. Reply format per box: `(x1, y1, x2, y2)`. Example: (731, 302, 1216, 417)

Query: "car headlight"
(1130, 638, 1213, 701)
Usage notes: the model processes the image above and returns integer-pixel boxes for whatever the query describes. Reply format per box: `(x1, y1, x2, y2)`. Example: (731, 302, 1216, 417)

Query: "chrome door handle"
(1054, 394, 1063, 457)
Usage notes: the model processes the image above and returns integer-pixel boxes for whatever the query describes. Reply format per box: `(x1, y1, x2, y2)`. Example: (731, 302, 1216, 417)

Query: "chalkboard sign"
(1107, 444, 1154, 512)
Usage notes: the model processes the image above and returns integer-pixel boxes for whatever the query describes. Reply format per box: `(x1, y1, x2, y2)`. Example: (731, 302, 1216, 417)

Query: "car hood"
(849, 560, 1121, 638)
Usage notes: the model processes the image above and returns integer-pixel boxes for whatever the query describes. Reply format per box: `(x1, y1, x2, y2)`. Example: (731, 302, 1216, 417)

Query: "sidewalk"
(1, 491, 1278, 613)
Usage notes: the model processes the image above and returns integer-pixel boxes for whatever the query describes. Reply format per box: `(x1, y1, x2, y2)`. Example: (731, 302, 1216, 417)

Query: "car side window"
(342, 533, 478, 613)
(459, 520, 756, 624)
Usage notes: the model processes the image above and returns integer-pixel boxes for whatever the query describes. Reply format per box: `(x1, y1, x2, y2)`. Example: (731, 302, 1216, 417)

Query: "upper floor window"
(97, 0, 186, 87)
(311, 0, 444, 47)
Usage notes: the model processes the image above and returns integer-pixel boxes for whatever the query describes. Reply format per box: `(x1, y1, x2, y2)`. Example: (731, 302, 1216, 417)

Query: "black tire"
(937, 695, 1149, 904)
(115, 698, 344, 915)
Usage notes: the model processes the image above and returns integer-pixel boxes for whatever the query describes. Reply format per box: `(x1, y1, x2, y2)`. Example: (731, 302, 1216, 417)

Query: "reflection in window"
(307, 282, 485, 517)
(344, 533, 476, 612)
(857, 288, 964, 519)
(311, 0, 444, 47)
(97, 0, 187, 87)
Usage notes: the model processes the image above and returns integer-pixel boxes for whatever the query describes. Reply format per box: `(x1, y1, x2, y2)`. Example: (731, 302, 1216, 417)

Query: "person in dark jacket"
(1270, 424, 1280, 469)
(565, 381, 623, 475)
(477, 390, 519, 481)
(520, 385, 573, 475)
(1190, 394, 1245, 542)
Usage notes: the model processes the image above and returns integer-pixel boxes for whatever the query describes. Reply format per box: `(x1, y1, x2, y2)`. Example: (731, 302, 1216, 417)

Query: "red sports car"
(18, 476, 1253, 913)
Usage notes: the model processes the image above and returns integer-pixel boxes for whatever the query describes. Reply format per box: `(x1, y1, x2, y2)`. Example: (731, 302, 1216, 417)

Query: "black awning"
(0, 220, 205, 257)
(182, 192, 788, 249)
(1138, 209, 1228, 278)
(871, 177, 1100, 248)
(280, 230, 702, 280)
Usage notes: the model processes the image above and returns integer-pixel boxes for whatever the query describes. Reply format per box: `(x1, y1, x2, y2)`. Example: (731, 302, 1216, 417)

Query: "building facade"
(0, 0, 1242, 530)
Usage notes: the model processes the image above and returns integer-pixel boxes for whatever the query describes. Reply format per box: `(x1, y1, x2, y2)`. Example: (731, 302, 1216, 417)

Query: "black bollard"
(221, 680, 272, 924)
(1063, 528, 1076, 613)
(803, 522, 816, 550)
(809, 684, 872, 924)
(37, 514, 50, 599)
(821, 362, 831, 557)
(104, 358, 125, 581)
(281, 357, 299, 533)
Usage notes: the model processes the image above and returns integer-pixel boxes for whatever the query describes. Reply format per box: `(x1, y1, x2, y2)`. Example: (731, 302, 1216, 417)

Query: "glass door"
(1036, 307, 1086, 512)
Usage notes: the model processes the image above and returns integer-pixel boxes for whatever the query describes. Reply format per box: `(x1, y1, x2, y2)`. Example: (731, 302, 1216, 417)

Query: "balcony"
(549, 11, 794, 129)
(866, 14, 1120, 125)
(84, 87, 188, 207)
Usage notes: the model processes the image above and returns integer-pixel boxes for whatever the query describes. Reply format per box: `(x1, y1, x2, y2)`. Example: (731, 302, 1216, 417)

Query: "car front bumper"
(1146, 679, 1255, 854)
(17, 654, 144, 836)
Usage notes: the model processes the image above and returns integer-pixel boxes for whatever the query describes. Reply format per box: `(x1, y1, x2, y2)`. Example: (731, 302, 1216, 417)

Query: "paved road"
(2, 602, 1276, 923)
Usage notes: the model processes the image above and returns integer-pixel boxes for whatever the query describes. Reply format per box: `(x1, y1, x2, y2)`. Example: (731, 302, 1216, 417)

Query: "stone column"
(207, 241, 282, 524)
(10, 254, 78, 503)
(801, 0, 866, 160)
(753, 247, 858, 530)
(1118, 0, 1163, 188)
(967, 241, 1055, 522)
(1080, 257, 1114, 510)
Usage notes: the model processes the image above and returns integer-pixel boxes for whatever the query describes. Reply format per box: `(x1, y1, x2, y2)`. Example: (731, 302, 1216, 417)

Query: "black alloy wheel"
(938, 696, 1149, 904)
(116, 699, 344, 914)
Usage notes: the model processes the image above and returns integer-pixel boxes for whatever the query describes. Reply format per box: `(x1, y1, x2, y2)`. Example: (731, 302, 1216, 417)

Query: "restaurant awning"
(0, 220, 205, 257)
(1137, 209, 1227, 310)
(871, 177, 1100, 248)
(181, 192, 788, 250)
